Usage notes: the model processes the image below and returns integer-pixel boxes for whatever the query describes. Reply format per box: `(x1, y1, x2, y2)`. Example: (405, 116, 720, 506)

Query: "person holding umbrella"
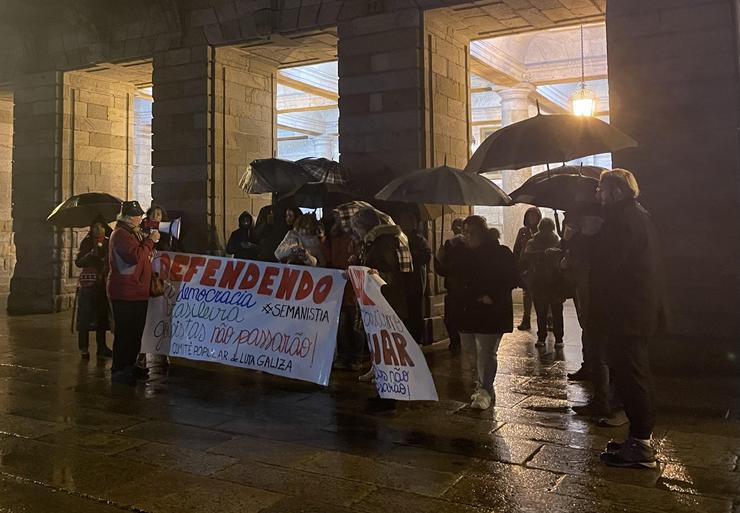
(589, 169, 662, 468)
(107, 200, 159, 385)
(74, 221, 113, 359)
(438, 216, 518, 410)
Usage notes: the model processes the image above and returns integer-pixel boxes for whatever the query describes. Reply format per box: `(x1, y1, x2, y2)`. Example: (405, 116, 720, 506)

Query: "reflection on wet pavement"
(0, 305, 738, 512)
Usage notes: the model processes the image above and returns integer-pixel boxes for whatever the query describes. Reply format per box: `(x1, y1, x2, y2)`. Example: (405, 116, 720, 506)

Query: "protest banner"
(348, 266, 438, 401)
(141, 252, 346, 386)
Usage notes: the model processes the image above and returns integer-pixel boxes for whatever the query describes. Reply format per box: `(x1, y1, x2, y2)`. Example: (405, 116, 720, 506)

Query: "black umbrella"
(278, 158, 355, 208)
(510, 173, 599, 211)
(240, 158, 315, 194)
(465, 114, 637, 173)
(46, 192, 123, 228)
(375, 165, 512, 206)
(533, 164, 606, 181)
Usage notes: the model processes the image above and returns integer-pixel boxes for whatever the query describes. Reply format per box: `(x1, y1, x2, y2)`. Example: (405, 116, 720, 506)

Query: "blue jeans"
(461, 332, 503, 394)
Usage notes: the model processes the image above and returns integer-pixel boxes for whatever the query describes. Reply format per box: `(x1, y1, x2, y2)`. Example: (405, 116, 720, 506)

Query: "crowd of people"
(74, 167, 662, 469)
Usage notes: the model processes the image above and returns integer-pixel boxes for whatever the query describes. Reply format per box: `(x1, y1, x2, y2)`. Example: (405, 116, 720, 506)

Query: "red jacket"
(107, 221, 155, 301)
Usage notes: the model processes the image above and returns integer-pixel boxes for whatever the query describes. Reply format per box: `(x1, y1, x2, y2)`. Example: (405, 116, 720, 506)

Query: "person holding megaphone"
(143, 205, 182, 252)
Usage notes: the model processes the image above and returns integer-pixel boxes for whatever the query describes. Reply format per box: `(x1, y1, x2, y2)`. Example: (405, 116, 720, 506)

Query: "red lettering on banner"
(169, 254, 190, 282)
(158, 253, 172, 280)
(199, 258, 221, 287)
(183, 256, 206, 283)
(348, 268, 375, 306)
(392, 332, 415, 367)
(371, 333, 381, 365)
(313, 275, 333, 304)
(219, 260, 245, 289)
(258, 266, 280, 295)
(295, 271, 314, 301)
(239, 263, 260, 290)
(381, 330, 400, 365)
(276, 268, 300, 300)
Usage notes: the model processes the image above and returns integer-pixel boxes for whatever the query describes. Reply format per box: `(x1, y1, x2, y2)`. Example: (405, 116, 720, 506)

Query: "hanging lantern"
(571, 86, 597, 116)
(571, 25, 596, 117)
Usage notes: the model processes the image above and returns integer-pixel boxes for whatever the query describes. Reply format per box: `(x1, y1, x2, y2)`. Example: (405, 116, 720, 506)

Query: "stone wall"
(8, 72, 66, 313)
(213, 47, 274, 239)
(0, 94, 14, 308)
(607, 0, 740, 373)
(8, 71, 137, 313)
(152, 45, 274, 254)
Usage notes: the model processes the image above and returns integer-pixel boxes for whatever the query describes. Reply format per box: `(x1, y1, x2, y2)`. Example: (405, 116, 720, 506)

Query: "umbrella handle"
(553, 209, 562, 236)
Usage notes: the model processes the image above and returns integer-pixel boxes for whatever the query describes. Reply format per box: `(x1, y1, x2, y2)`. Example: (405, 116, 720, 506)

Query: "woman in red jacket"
(107, 200, 160, 384)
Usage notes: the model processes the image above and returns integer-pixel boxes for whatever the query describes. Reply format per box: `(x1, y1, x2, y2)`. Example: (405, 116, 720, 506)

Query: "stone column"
(0, 92, 14, 309)
(498, 84, 535, 249)
(607, 0, 740, 374)
(337, 8, 471, 342)
(8, 72, 66, 313)
(152, 46, 275, 254)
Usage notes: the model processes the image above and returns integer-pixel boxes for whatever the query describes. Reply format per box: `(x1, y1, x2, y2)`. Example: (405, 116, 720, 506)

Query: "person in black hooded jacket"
(226, 211, 261, 260)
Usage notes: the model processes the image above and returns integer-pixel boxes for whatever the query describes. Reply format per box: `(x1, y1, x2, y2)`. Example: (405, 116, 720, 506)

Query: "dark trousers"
(444, 295, 460, 348)
(78, 329, 107, 351)
(589, 329, 620, 415)
(521, 288, 533, 321)
(406, 294, 425, 345)
(532, 296, 564, 341)
(111, 299, 149, 372)
(337, 305, 364, 365)
(607, 334, 655, 439)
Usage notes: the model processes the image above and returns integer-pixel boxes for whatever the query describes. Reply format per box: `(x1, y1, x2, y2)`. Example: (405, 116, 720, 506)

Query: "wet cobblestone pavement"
(0, 304, 738, 512)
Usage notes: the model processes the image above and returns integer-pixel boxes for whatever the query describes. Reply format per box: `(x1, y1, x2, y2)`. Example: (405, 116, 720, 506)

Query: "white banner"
(348, 266, 438, 401)
(142, 252, 346, 386)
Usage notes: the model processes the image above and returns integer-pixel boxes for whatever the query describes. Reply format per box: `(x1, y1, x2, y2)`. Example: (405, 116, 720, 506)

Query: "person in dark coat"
(562, 208, 626, 427)
(440, 216, 518, 410)
(520, 217, 565, 347)
(351, 207, 409, 412)
(226, 211, 261, 260)
(74, 221, 113, 359)
(253, 205, 289, 262)
(398, 210, 432, 345)
(589, 169, 662, 469)
(436, 217, 465, 352)
(108, 200, 159, 385)
(513, 207, 542, 331)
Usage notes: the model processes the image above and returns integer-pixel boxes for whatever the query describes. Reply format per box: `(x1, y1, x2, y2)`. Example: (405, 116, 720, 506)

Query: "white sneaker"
(358, 368, 375, 382)
(470, 389, 492, 410)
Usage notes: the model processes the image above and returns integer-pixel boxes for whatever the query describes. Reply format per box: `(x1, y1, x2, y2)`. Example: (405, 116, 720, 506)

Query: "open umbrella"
(465, 114, 637, 173)
(46, 192, 123, 228)
(532, 164, 606, 181)
(278, 158, 355, 208)
(239, 158, 314, 195)
(375, 165, 512, 207)
(510, 173, 599, 212)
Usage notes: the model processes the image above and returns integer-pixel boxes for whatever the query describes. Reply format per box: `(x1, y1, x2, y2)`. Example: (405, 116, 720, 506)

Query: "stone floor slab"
(294, 450, 462, 497)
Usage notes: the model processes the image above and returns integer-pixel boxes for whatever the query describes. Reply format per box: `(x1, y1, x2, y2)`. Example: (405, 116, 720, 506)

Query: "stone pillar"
(0, 92, 14, 309)
(8, 72, 66, 313)
(498, 84, 535, 249)
(607, 0, 739, 374)
(338, 8, 470, 188)
(152, 45, 275, 254)
(337, 8, 471, 342)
